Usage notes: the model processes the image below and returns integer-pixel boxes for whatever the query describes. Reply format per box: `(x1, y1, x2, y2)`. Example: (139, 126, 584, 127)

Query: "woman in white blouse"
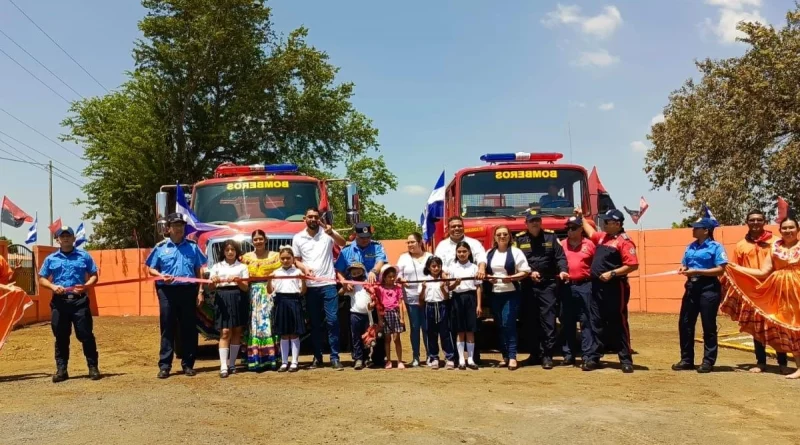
(485, 225, 531, 370)
(209, 240, 250, 378)
(396, 232, 432, 367)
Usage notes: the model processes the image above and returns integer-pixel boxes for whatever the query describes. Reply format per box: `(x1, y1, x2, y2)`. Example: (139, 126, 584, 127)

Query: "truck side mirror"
(345, 183, 360, 225)
(155, 191, 169, 234)
(156, 218, 169, 237)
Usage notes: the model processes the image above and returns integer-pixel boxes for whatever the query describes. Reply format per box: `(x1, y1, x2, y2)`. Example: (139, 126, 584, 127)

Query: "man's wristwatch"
(610, 271, 617, 278)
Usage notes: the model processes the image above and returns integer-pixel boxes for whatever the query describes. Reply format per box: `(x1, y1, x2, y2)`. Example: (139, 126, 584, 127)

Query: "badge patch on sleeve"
(629, 247, 636, 255)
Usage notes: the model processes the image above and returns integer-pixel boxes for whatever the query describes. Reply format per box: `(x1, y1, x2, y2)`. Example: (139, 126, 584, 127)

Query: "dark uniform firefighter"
(672, 217, 727, 373)
(38, 225, 100, 383)
(515, 210, 569, 369)
(146, 213, 208, 379)
(576, 208, 639, 373)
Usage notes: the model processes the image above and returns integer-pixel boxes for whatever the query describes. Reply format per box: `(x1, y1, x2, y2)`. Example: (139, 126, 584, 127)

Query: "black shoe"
(52, 368, 68, 383)
(671, 361, 695, 371)
(88, 366, 101, 380)
(458, 364, 467, 370)
(621, 364, 634, 374)
(697, 363, 713, 373)
(561, 357, 576, 367)
(354, 360, 364, 370)
(157, 369, 170, 379)
(228, 366, 237, 375)
(542, 357, 554, 370)
(581, 361, 598, 372)
(331, 360, 344, 371)
(183, 368, 197, 377)
(310, 358, 322, 369)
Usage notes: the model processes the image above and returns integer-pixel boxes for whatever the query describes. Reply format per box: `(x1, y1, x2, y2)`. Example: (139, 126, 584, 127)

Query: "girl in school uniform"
(209, 240, 250, 378)
(267, 246, 307, 373)
(375, 265, 406, 369)
(446, 241, 482, 370)
(420, 256, 455, 370)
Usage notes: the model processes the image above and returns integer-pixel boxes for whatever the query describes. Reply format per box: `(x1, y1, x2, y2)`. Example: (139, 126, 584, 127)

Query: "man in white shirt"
(292, 207, 347, 370)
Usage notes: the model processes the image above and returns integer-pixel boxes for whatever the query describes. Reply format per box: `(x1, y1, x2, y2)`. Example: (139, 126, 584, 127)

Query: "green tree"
(645, 7, 800, 225)
(63, 0, 415, 247)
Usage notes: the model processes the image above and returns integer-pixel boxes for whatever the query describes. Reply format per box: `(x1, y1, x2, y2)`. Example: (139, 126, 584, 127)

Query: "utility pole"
(49, 160, 53, 246)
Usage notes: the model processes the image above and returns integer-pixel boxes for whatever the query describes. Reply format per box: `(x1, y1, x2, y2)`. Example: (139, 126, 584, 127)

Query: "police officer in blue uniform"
(672, 217, 728, 373)
(146, 213, 208, 378)
(38, 226, 100, 383)
(514, 211, 569, 369)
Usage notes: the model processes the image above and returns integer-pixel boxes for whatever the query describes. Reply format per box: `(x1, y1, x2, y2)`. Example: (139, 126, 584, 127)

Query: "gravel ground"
(0, 314, 798, 445)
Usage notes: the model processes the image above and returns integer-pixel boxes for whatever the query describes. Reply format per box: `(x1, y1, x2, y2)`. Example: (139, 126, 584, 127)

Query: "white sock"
(229, 344, 240, 368)
(457, 341, 465, 362)
(467, 342, 475, 363)
(291, 338, 300, 364)
(219, 348, 229, 371)
(280, 339, 290, 365)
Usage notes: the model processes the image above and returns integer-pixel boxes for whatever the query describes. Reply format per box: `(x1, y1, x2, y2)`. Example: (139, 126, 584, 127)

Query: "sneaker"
(354, 360, 364, 370)
(430, 360, 440, 370)
(220, 369, 229, 378)
(621, 364, 634, 374)
(88, 366, 101, 380)
(426, 357, 433, 367)
(671, 361, 695, 371)
(157, 369, 170, 379)
(309, 358, 321, 369)
(411, 359, 420, 368)
(697, 363, 713, 374)
(183, 368, 197, 377)
(331, 360, 344, 371)
(542, 357, 554, 370)
(561, 357, 576, 367)
(278, 364, 289, 373)
(445, 361, 455, 370)
(581, 361, 598, 372)
(52, 368, 68, 383)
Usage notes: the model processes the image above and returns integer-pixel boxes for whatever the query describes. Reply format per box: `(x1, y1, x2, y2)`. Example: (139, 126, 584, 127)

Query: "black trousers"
(51, 294, 98, 369)
(157, 285, 199, 371)
(679, 277, 721, 366)
(524, 280, 558, 359)
(754, 340, 789, 367)
(592, 278, 633, 365)
(560, 280, 600, 361)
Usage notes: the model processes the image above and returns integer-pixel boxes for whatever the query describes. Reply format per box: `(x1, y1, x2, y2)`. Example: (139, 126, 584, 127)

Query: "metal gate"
(8, 244, 36, 295)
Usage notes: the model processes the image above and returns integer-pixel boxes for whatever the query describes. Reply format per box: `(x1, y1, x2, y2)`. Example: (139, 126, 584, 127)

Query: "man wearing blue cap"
(39, 225, 100, 383)
(575, 207, 639, 373)
(146, 212, 208, 379)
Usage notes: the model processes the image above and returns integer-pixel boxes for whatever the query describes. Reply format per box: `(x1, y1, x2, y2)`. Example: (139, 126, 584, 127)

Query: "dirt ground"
(1, 314, 798, 445)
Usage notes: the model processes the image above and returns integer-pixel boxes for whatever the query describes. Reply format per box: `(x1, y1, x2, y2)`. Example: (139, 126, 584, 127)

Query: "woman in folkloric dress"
(241, 230, 282, 372)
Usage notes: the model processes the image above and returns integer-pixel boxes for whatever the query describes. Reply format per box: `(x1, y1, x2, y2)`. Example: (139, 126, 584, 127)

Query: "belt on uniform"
(56, 292, 86, 300)
(569, 278, 591, 285)
(688, 276, 718, 283)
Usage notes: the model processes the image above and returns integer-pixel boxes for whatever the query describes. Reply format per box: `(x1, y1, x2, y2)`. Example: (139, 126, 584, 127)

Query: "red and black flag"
(1, 196, 33, 228)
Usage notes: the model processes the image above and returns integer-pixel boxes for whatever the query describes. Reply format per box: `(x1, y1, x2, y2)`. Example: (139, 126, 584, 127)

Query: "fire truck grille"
(206, 236, 293, 265)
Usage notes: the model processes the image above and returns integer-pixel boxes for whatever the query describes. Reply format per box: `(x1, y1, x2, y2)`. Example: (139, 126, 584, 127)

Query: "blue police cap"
(166, 213, 187, 224)
(526, 210, 542, 222)
(566, 216, 583, 227)
(599, 209, 625, 223)
(690, 217, 717, 229)
(354, 222, 372, 238)
(55, 226, 74, 237)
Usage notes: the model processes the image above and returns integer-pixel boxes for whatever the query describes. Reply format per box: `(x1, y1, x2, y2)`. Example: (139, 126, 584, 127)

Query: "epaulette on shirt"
(544, 229, 554, 234)
(155, 239, 168, 247)
(619, 233, 630, 240)
(516, 231, 527, 237)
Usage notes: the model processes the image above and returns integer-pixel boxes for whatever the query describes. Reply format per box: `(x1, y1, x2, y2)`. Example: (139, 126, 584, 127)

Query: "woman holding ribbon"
(723, 216, 800, 379)
(241, 230, 282, 372)
(396, 232, 432, 367)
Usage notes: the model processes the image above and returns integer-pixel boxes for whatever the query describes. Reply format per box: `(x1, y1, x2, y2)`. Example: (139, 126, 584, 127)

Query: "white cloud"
(651, 113, 665, 125)
(401, 185, 428, 196)
(703, 0, 766, 44)
(573, 49, 619, 68)
(543, 4, 623, 39)
(598, 102, 615, 111)
(630, 141, 648, 152)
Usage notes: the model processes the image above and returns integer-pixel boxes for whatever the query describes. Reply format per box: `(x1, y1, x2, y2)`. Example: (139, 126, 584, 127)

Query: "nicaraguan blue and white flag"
(75, 222, 87, 247)
(702, 203, 719, 227)
(175, 183, 226, 235)
(24, 214, 37, 245)
(421, 171, 445, 243)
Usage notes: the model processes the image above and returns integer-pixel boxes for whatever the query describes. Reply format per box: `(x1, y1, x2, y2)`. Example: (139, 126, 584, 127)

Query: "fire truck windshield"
(192, 181, 321, 224)
(460, 168, 586, 218)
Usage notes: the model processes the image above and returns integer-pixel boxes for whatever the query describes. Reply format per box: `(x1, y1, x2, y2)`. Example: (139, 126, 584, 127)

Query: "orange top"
(0, 257, 14, 285)
(732, 232, 778, 269)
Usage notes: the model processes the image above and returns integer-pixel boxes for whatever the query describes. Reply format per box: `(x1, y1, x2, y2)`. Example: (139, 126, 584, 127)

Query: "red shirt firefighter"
(575, 208, 639, 373)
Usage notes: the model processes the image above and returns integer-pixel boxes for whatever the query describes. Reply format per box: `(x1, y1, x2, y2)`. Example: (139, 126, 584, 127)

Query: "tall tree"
(645, 7, 800, 225)
(62, 0, 416, 247)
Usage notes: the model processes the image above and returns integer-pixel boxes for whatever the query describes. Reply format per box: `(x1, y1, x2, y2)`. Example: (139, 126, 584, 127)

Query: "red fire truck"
(154, 162, 359, 346)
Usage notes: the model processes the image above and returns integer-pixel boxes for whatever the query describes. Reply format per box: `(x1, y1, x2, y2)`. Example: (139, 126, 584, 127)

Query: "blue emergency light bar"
(480, 152, 564, 163)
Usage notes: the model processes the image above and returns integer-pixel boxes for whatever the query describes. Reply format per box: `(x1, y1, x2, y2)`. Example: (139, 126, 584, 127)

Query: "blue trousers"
(491, 290, 521, 360)
(426, 302, 454, 361)
(405, 301, 428, 361)
(560, 281, 600, 361)
(350, 312, 369, 362)
(306, 285, 340, 362)
(679, 278, 720, 365)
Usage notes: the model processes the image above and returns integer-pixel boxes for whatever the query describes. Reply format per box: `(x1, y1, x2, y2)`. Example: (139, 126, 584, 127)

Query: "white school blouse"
(271, 266, 303, 294)
(209, 260, 249, 287)
(445, 261, 480, 293)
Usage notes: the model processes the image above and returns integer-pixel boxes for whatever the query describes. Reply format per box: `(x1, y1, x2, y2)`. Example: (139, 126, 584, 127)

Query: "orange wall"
(9, 226, 771, 325)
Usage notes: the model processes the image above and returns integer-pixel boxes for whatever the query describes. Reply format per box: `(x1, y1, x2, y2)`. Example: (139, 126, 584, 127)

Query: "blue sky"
(0, 0, 792, 244)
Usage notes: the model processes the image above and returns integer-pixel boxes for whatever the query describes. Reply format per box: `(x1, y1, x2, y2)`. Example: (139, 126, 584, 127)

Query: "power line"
(6, 0, 108, 93)
(0, 130, 84, 176)
(0, 135, 86, 185)
(0, 154, 45, 165)
(0, 149, 84, 188)
(0, 46, 72, 104)
(0, 107, 85, 159)
(0, 27, 84, 99)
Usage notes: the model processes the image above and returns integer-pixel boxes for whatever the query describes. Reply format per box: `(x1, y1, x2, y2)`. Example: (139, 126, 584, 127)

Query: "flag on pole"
(48, 217, 63, 237)
(777, 196, 789, 222)
(420, 171, 446, 243)
(1, 196, 33, 228)
(24, 214, 37, 245)
(75, 223, 86, 247)
(623, 196, 649, 225)
(701, 203, 719, 227)
(175, 183, 225, 235)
